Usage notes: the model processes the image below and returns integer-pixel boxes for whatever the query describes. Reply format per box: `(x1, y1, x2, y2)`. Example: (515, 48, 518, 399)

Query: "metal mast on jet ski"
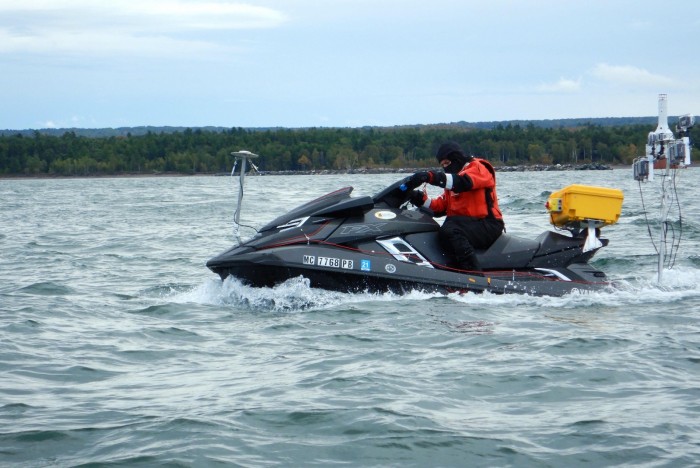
(632, 94, 694, 283)
(230, 150, 259, 242)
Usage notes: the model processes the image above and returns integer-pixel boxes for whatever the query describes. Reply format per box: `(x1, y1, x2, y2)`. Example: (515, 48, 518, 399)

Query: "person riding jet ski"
(408, 142, 505, 272)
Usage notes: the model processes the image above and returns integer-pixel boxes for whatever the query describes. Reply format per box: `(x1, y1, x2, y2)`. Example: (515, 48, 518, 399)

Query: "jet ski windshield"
(372, 176, 414, 209)
(259, 186, 354, 232)
(260, 177, 415, 232)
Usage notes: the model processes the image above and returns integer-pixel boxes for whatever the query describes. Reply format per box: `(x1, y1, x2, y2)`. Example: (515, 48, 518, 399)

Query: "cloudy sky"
(1, 0, 698, 129)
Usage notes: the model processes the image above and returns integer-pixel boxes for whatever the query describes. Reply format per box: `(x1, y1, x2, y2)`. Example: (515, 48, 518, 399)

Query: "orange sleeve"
(463, 161, 495, 190)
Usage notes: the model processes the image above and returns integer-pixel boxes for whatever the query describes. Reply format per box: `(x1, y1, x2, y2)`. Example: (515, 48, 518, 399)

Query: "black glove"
(410, 170, 447, 188)
(409, 190, 426, 207)
(410, 171, 432, 186)
(431, 171, 447, 187)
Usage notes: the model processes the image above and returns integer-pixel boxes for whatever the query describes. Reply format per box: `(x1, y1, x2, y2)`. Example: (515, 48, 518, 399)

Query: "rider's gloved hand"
(410, 171, 432, 185)
(409, 190, 426, 207)
(410, 170, 447, 188)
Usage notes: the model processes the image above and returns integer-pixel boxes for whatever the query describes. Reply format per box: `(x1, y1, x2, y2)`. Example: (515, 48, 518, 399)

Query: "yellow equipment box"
(546, 184, 624, 227)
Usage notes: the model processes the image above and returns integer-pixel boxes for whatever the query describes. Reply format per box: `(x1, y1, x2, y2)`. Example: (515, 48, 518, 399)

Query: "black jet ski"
(207, 170, 624, 297)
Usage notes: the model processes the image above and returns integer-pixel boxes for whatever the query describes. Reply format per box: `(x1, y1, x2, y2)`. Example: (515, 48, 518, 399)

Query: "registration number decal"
(303, 255, 316, 265)
(317, 256, 354, 269)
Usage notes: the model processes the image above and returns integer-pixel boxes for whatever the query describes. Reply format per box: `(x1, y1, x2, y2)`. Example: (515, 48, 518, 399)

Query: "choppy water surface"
(1, 170, 699, 467)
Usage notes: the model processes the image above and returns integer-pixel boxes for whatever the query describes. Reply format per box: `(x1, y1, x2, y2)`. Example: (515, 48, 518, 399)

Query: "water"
(1, 170, 700, 467)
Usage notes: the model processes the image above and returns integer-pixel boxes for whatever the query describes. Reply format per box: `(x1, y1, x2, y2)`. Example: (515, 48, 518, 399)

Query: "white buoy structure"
(633, 95, 695, 283)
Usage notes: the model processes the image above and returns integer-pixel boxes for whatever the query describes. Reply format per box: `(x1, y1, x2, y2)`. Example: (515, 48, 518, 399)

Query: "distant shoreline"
(0, 163, 630, 180)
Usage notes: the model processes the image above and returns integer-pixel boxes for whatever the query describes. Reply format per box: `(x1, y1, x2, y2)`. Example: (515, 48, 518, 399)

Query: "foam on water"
(166, 264, 700, 315)
(171, 276, 443, 313)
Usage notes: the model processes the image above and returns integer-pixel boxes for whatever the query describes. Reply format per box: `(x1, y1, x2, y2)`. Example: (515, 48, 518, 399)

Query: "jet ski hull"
(207, 243, 611, 297)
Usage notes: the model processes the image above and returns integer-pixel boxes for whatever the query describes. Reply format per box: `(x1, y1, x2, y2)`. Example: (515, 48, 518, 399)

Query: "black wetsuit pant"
(439, 216, 504, 271)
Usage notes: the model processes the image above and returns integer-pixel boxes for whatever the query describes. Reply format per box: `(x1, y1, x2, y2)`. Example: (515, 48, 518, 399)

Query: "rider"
(408, 141, 504, 272)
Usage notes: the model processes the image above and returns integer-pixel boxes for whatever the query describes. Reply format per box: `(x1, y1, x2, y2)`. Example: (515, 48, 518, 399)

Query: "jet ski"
(207, 167, 624, 297)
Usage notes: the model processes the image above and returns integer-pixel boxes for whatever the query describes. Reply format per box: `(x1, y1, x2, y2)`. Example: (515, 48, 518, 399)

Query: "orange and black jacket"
(425, 158, 503, 220)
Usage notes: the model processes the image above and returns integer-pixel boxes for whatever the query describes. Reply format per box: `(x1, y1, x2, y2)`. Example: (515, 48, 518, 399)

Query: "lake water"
(1, 169, 699, 467)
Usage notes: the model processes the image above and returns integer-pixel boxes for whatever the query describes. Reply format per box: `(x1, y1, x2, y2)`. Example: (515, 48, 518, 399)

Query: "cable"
(667, 168, 683, 269)
(638, 179, 659, 254)
(230, 160, 259, 237)
(644, 166, 685, 270)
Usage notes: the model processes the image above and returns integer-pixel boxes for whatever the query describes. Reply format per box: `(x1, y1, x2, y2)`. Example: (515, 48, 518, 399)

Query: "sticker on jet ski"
(337, 224, 385, 235)
(374, 211, 397, 220)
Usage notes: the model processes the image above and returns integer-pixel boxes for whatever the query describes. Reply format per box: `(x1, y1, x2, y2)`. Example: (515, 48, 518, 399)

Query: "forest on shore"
(1, 120, 697, 177)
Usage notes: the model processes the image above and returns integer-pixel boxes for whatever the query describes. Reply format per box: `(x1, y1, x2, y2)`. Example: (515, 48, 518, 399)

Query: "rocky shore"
(256, 163, 613, 176)
(1, 163, 616, 179)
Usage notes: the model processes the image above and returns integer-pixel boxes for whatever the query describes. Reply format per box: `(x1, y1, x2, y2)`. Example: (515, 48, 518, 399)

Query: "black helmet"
(436, 142, 471, 174)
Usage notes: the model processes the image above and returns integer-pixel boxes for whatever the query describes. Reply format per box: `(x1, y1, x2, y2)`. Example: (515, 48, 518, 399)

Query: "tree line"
(1, 122, 697, 176)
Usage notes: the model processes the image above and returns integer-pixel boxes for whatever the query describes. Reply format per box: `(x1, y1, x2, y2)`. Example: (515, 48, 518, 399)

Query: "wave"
(18, 281, 77, 296)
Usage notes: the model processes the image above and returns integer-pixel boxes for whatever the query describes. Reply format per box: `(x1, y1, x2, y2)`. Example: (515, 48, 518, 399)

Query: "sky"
(1, 0, 699, 130)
